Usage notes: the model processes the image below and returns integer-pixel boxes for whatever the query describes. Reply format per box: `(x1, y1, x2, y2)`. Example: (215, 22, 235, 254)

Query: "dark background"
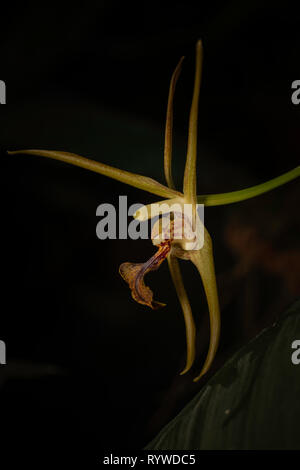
(0, 0, 299, 463)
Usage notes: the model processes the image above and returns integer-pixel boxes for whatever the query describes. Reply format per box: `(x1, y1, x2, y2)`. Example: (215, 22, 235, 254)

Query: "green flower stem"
(197, 166, 300, 207)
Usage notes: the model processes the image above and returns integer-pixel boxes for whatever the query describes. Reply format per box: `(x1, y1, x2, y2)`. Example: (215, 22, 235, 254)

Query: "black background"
(0, 0, 299, 463)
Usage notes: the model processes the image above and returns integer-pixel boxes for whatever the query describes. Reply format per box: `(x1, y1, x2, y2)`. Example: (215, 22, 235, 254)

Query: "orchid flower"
(8, 41, 299, 381)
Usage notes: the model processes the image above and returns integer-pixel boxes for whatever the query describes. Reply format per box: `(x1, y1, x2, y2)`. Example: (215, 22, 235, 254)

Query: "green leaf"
(146, 299, 300, 450)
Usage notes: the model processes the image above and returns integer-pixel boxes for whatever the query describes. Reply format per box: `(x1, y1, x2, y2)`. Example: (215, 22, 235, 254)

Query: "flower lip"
(119, 241, 172, 310)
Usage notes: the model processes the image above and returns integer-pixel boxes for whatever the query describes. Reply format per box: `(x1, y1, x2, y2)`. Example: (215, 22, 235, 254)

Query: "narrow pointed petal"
(183, 40, 203, 211)
(164, 56, 184, 189)
(119, 241, 171, 309)
(190, 227, 221, 381)
(197, 166, 300, 206)
(7, 149, 182, 199)
(167, 256, 196, 375)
